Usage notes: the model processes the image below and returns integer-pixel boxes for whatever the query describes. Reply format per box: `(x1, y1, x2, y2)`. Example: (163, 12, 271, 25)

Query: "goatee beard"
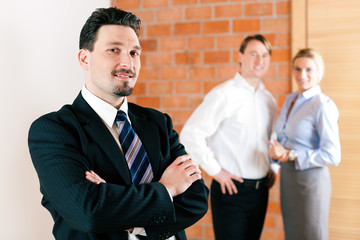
(114, 84, 133, 97)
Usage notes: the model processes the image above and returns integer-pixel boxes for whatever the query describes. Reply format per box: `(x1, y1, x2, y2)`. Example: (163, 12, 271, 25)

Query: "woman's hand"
(269, 140, 289, 162)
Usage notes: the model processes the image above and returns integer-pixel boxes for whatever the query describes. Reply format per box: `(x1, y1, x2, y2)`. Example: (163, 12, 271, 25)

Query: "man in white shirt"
(180, 35, 277, 240)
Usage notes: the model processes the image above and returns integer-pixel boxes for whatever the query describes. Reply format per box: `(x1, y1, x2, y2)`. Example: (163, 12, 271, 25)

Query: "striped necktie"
(115, 110, 153, 185)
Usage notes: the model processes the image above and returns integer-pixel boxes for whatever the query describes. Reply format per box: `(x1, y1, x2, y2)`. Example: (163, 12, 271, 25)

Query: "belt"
(240, 178, 267, 189)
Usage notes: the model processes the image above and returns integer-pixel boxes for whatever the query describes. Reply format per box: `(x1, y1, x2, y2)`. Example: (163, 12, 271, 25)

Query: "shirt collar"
(301, 85, 321, 99)
(234, 72, 265, 92)
(81, 86, 129, 127)
(302, 85, 321, 99)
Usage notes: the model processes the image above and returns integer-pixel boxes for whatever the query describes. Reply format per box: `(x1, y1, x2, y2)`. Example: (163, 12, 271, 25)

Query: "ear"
(78, 49, 89, 70)
(238, 51, 243, 64)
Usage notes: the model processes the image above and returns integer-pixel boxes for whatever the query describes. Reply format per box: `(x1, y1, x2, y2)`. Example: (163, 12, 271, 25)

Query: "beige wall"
(292, 0, 360, 239)
(0, 1, 109, 239)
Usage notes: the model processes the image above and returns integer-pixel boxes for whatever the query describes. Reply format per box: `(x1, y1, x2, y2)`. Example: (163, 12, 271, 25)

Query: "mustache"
(112, 68, 136, 78)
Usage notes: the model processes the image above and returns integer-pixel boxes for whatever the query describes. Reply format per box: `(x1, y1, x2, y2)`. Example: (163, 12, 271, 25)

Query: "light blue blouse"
(275, 85, 341, 170)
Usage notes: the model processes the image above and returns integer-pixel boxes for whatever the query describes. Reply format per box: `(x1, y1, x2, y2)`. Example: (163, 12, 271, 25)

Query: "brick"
(163, 96, 188, 108)
(278, 63, 291, 79)
(175, 22, 201, 35)
(233, 19, 260, 33)
(267, 201, 282, 214)
(189, 36, 215, 50)
(277, 33, 290, 47)
(175, 52, 202, 65)
(138, 67, 160, 81)
(136, 97, 160, 108)
(269, 184, 280, 201)
(157, 8, 183, 22)
(215, 4, 243, 18)
(147, 24, 172, 37)
(232, 49, 240, 63)
(204, 80, 223, 93)
(203, 20, 230, 34)
(189, 96, 205, 109)
(172, 0, 197, 5)
(205, 225, 215, 239)
(218, 65, 239, 79)
(263, 80, 291, 94)
(277, 95, 286, 110)
(190, 66, 216, 80)
(263, 18, 290, 32)
(217, 35, 243, 49)
(264, 214, 276, 228)
(175, 110, 194, 123)
(175, 81, 201, 94)
(116, 0, 140, 10)
(148, 82, 173, 95)
(272, 48, 291, 62)
(185, 224, 203, 238)
(263, 64, 276, 79)
(161, 67, 187, 80)
(132, 82, 146, 95)
(202, 0, 227, 3)
(204, 50, 230, 64)
(245, 3, 273, 17)
(277, 1, 291, 15)
(160, 38, 186, 51)
(140, 39, 157, 52)
(146, 52, 172, 66)
(262, 33, 276, 48)
(133, 11, 154, 23)
(143, 0, 168, 8)
(186, 6, 212, 20)
(261, 230, 285, 240)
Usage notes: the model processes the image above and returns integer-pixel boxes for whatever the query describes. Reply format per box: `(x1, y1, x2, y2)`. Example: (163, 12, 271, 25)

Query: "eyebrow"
(107, 41, 142, 51)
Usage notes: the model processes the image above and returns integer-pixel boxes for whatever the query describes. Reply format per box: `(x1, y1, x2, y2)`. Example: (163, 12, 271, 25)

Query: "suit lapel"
(72, 93, 132, 184)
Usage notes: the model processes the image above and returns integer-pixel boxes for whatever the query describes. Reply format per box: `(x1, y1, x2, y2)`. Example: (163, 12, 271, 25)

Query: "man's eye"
(306, 68, 313, 72)
(294, 67, 301, 71)
(131, 51, 140, 56)
(109, 49, 119, 53)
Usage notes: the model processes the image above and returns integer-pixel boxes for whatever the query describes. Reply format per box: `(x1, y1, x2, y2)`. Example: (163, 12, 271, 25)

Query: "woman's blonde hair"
(293, 48, 325, 83)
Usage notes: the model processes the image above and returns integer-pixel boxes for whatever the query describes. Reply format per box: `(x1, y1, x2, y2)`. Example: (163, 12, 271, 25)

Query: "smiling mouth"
(114, 74, 133, 78)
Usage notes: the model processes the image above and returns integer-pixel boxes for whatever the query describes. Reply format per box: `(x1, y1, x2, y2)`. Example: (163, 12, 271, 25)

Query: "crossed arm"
(86, 155, 202, 198)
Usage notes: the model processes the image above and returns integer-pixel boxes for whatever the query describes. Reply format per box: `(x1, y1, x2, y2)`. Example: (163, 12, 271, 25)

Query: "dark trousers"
(210, 179, 269, 240)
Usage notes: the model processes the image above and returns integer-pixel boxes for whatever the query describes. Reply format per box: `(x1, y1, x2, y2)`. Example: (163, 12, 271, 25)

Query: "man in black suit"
(28, 7, 209, 240)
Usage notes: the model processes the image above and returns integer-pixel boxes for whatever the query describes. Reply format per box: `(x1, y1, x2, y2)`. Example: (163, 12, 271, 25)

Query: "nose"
(255, 55, 262, 64)
(119, 52, 133, 69)
(301, 69, 307, 78)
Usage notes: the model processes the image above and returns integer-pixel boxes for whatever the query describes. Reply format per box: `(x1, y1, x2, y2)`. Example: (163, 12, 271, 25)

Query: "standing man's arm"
(180, 90, 242, 195)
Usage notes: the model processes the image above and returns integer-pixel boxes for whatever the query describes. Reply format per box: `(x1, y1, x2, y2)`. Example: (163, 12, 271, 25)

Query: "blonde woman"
(269, 48, 341, 240)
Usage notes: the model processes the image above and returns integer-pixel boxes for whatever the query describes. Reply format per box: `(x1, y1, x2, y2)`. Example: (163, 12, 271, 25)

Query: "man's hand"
(213, 169, 243, 195)
(159, 155, 202, 197)
(85, 170, 106, 184)
(268, 140, 289, 162)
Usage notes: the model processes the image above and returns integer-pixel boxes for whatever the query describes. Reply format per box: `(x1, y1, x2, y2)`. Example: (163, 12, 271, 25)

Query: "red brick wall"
(115, 0, 291, 239)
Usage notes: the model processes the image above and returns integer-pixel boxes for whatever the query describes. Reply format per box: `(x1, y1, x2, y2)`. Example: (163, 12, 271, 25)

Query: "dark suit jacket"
(28, 93, 209, 240)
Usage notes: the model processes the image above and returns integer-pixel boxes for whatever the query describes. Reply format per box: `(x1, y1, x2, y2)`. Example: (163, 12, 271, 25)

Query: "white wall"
(0, 0, 110, 239)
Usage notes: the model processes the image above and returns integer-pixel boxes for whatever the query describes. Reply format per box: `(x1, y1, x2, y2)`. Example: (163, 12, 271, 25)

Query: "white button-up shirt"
(181, 73, 277, 179)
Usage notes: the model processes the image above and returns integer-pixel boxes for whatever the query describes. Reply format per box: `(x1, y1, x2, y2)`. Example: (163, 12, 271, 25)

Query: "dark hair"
(79, 7, 141, 51)
(239, 34, 272, 55)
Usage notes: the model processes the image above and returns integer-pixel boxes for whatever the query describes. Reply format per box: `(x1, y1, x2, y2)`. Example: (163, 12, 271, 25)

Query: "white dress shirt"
(180, 73, 277, 179)
(81, 87, 175, 240)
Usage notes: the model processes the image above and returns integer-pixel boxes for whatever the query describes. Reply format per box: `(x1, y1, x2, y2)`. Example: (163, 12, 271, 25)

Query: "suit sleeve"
(145, 113, 209, 239)
(28, 114, 178, 234)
